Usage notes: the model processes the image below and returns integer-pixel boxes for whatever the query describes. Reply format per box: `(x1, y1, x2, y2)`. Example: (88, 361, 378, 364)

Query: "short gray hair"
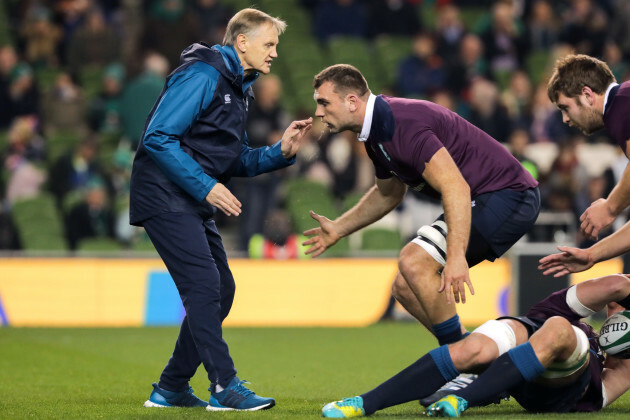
(223, 8, 287, 46)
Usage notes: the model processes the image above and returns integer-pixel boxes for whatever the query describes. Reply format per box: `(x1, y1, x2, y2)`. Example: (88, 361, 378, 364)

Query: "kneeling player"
(322, 274, 630, 417)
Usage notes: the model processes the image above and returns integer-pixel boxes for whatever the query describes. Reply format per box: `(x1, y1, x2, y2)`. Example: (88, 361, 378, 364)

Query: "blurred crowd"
(1, 0, 629, 254)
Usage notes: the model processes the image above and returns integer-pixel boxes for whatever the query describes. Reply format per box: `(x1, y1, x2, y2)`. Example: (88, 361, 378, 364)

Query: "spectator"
(0, 46, 40, 129)
(467, 78, 513, 143)
(478, 0, 529, 81)
(67, 7, 121, 73)
(527, 0, 559, 51)
(51, 0, 92, 65)
(3, 116, 47, 204)
(119, 52, 169, 147)
(444, 33, 487, 100)
(559, 0, 608, 57)
(396, 33, 445, 98)
(434, 4, 466, 63)
(48, 137, 108, 209)
(64, 176, 116, 250)
(248, 208, 307, 259)
(19, 5, 63, 69)
(366, 0, 422, 39)
(508, 128, 539, 180)
(87, 62, 125, 135)
(544, 137, 589, 214)
(313, 0, 367, 43)
(235, 74, 292, 250)
(41, 71, 87, 136)
(2, 115, 46, 165)
(501, 70, 533, 127)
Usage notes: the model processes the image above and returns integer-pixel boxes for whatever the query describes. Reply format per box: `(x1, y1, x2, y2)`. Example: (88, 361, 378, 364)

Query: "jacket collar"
(212, 44, 259, 92)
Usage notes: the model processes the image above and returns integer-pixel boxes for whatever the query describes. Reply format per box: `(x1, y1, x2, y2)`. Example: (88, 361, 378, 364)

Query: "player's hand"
(281, 117, 313, 159)
(580, 198, 615, 241)
(205, 183, 241, 216)
(538, 246, 594, 276)
(439, 256, 473, 304)
(302, 211, 340, 257)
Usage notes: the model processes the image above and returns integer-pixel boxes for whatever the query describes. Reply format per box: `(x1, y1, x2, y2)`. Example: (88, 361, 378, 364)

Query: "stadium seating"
(526, 50, 551, 85)
(46, 131, 82, 163)
(11, 192, 67, 250)
(373, 35, 412, 91)
(285, 178, 338, 232)
(361, 228, 402, 251)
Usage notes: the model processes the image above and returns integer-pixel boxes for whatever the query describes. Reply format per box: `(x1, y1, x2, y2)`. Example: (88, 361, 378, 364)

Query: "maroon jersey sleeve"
(408, 129, 445, 175)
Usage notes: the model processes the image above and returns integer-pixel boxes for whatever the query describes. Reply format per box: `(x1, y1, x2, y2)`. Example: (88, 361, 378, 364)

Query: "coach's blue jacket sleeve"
(143, 63, 219, 202)
(234, 134, 296, 177)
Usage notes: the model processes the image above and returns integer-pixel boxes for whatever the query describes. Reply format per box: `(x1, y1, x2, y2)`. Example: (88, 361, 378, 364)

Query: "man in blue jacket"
(130, 8, 312, 411)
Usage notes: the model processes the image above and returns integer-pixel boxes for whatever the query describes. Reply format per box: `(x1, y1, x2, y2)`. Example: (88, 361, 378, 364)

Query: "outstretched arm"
(574, 274, 630, 312)
(539, 220, 630, 276)
(581, 161, 630, 240)
(303, 177, 407, 257)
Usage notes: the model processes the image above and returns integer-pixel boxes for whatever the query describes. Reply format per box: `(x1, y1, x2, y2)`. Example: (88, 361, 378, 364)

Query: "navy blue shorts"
(435, 187, 540, 267)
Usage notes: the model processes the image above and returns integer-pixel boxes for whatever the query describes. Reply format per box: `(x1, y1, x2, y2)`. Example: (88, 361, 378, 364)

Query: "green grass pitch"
(1, 323, 630, 419)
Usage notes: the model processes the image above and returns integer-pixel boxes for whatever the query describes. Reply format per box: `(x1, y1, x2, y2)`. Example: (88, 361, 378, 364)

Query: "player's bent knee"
(471, 320, 517, 358)
(410, 220, 447, 266)
(391, 274, 410, 301)
(541, 316, 574, 347)
(450, 334, 496, 370)
(397, 244, 427, 279)
(539, 326, 589, 382)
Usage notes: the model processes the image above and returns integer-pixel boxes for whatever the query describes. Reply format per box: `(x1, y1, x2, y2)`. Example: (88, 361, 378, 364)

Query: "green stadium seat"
(361, 228, 402, 251)
(80, 66, 105, 101)
(373, 35, 412, 90)
(47, 131, 81, 163)
(35, 68, 63, 94)
(326, 37, 381, 92)
(459, 8, 489, 33)
(12, 193, 67, 250)
(285, 178, 338, 233)
(526, 51, 551, 85)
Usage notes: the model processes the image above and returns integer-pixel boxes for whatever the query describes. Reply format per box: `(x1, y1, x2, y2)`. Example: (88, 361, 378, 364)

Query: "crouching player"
(322, 274, 630, 417)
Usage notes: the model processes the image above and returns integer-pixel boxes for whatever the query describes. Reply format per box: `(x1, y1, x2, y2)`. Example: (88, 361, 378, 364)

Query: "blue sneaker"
(207, 377, 275, 411)
(425, 395, 468, 417)
(143, 382, 208, 408)
(322, 396, 365, 418)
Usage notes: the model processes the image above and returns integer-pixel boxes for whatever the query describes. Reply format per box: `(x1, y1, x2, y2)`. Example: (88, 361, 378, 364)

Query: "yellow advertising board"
(0, 256, 596, 327)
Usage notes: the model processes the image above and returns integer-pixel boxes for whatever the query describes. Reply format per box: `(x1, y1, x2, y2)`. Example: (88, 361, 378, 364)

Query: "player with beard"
(304, 65, 540, 404)
(547, 54, 630, 241)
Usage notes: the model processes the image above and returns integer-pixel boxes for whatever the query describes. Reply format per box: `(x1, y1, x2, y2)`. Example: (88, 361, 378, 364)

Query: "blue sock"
(433, 315, 464, 345)
(361, 346, 458, 415)
(508, 342, 546, 381)
(456, 343, 545, 407)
